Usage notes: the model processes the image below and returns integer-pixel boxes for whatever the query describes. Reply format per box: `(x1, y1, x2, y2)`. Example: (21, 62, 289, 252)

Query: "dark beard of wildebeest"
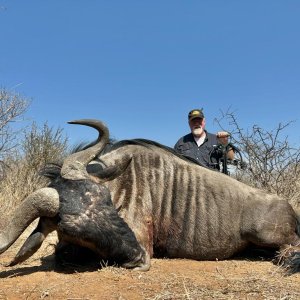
(1, 120, 300, 273)
(0, 120, 149, 271)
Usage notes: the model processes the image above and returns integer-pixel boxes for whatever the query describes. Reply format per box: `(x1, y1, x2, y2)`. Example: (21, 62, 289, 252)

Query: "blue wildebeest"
(0, 119, 300, 272)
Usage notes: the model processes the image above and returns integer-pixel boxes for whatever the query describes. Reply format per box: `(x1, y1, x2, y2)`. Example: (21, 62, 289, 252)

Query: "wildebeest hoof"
(121, 250, 151, 271)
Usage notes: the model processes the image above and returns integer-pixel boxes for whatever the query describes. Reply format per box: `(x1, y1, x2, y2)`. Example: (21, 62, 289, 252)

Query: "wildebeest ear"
(87, 156, 133, 182)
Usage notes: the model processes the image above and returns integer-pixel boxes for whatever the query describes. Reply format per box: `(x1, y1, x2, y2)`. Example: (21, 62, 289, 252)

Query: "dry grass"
(0, 227, 300, 300)
(0, 158, 49, 217)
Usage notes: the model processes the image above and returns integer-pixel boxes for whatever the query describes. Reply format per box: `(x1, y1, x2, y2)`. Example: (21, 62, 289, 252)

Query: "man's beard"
(192, 127, 203, 137)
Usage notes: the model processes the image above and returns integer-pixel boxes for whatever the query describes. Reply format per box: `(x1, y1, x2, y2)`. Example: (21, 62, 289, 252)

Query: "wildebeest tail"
(275, 210, 300, 274)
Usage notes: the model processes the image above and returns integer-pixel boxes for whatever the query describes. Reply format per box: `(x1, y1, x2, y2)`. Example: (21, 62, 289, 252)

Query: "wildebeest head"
(0, 119, 149, 270)
(0, 119, 109, 254)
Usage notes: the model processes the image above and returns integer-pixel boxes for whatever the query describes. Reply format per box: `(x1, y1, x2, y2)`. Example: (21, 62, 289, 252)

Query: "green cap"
(188, 109, 204, 121)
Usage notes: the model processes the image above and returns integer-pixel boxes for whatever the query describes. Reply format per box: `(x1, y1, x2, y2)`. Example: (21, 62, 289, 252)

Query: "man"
(174, 109, 234, 171)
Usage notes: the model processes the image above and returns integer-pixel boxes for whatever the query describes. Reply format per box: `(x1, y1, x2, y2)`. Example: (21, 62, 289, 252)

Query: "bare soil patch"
(0, 229, 299, 300)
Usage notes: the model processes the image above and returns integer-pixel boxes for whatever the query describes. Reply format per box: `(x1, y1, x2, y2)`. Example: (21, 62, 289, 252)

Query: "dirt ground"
(0, 229, 300, 300)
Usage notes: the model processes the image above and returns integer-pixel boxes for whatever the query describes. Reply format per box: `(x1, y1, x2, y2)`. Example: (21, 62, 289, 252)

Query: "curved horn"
(61, 119, 109, 180)
(0, 187, 59, 254)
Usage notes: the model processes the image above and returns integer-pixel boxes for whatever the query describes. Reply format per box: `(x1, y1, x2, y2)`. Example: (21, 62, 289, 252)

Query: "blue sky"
(1, 1, 300, 147)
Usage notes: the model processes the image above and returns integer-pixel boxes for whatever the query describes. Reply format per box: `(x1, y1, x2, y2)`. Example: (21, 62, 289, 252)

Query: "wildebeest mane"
(105, 138, 207, 168)
(69, 138, 208, 171)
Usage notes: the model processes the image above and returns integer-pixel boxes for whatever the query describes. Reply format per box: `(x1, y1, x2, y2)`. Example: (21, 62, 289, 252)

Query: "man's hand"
(216, 131, 230, 138)
(216, 131, 235, 160)
(217, 131, 230, 145)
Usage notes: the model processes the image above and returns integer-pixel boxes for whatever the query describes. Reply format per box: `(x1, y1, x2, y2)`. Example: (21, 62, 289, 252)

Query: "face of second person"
(189, 118, 205, 137)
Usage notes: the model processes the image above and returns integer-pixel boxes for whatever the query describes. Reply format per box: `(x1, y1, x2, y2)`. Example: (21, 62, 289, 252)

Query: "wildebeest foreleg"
(8, 217, 57, 266)
(55, 202, 151, 271)
(120, 214, 153, 270)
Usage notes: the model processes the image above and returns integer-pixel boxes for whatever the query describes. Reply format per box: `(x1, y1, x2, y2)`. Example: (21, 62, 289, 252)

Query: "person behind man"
(174, 109, 234, 171)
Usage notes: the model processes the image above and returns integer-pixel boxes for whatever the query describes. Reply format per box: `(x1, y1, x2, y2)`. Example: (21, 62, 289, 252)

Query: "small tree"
(215, 109, 300, 205)
(0, 122, 68, 214)
(0, 89, 29, 178)
(22, 122, 68, 170)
